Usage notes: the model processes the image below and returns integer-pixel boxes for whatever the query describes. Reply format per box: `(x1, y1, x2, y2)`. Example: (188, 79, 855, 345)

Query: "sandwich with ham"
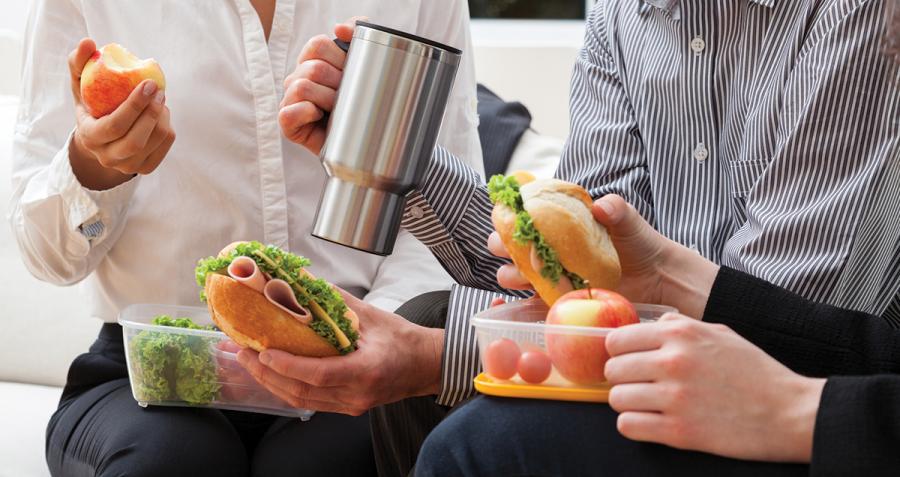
(195, 241, 359, 357)
(488, 172, 621, 306)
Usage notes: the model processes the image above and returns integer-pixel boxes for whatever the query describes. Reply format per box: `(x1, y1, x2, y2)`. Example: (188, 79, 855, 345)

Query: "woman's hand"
(236, 288, 444, 416)
(604, 313, 826, 463)
(489, 193, 718, 317)
(279, 17, 365, 155)
(67, 39, 176, 191)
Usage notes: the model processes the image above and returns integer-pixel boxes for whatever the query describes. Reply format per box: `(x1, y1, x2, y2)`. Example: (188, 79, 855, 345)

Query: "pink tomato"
(517, 350, 552, 384)
(484, 338, 521, 380)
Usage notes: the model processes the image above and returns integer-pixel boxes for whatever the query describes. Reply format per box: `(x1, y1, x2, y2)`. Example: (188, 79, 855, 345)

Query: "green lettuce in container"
(129, 315, 221, 405)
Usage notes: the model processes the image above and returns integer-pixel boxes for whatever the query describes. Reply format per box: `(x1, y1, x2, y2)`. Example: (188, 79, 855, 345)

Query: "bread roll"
(493, 178, 621, 306)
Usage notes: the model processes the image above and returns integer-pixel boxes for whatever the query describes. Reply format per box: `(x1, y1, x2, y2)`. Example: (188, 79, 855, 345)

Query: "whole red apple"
(545, 288, 638, 385)
(80, 43, 166, 118)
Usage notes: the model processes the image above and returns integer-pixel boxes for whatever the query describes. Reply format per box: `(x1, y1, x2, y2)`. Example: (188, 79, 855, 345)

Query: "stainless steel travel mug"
(311, 21, 462, 255)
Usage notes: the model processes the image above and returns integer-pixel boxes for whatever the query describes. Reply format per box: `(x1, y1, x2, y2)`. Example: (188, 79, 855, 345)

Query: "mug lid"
(355, 21, 462, 55)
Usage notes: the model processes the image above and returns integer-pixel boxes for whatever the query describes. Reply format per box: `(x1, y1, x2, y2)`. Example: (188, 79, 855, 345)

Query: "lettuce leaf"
(129, 315, 220, 405)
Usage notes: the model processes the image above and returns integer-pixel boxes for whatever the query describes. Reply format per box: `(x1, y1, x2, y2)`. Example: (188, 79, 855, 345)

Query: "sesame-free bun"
(205, 274, 344, 357)
(493, 178, 621, 306)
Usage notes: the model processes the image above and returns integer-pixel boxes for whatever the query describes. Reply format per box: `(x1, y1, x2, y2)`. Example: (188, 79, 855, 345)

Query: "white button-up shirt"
(9, 0, 483, 322)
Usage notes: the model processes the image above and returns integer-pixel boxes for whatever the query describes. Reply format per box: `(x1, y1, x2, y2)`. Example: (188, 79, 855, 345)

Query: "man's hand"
(236, 288, 444, 416)
(280, 17, 365, 155)
(604, 313, 826, 463)
(489, 193, 718, 318)
(68, 38, 176, 191)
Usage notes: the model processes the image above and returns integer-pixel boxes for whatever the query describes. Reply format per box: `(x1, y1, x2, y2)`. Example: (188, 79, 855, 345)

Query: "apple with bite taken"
(545, 288, 638, 386)
(80, 43, 166, 118)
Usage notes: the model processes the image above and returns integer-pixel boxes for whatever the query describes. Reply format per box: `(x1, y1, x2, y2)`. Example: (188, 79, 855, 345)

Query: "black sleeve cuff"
(811, 376, 900, 476)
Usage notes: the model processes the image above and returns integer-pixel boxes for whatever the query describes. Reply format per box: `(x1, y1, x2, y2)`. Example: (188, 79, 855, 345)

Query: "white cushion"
(505, 128, 564, 178)
(0, 97, 100, 387)
(0, 382, 60, 477)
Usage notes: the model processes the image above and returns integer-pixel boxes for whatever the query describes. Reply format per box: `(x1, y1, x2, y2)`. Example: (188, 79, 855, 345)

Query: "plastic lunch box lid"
(471, 300, 677, 336)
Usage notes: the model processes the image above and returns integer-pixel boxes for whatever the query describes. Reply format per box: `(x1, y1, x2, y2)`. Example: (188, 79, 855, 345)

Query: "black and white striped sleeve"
(403, 146, 529, 406)
(555, 3, 654, 223)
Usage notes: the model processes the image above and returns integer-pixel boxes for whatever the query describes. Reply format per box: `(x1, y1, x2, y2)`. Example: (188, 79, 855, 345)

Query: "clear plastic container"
(119, 304, 315, 420)
(472, 299, 677, 391)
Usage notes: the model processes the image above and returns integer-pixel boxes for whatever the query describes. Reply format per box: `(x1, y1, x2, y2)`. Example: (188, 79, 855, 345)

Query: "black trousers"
(370, 291, 453, 477)
(415, 396, 811, 477)
(46, 323, 376, 477)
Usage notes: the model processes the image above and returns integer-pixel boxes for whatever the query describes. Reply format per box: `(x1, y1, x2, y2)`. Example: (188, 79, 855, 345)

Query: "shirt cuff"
(403, 146, 480, 241)
(436, 284, 519, 407)
(50, 131, 140, 243)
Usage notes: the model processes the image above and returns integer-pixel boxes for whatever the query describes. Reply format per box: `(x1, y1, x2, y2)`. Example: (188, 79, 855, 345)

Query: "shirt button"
(409, 206, 425, 219)
(690, 36, 706, 55)
(693, 143, 709, 162)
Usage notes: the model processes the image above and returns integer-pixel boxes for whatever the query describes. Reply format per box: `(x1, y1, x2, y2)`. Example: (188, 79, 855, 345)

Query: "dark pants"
(46, 323, 376, 477)
(371, 291, 453, 477)
(416, 396, 810, 477)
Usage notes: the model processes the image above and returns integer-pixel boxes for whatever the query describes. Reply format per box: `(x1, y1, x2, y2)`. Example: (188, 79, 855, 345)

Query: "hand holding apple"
(67, 39, 176, 191)
(545, 288, 638, 385)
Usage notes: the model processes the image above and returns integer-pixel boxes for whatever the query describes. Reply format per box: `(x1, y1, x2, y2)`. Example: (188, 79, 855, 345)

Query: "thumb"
(591, 194, 647, 239)
(68, 38, 97, 101)
(334, 286, 366, 312)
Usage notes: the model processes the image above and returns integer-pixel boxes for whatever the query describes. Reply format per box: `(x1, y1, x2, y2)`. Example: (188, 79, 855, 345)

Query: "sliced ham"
(228, 256, 267, 293)
(227, 257, 312, 325)
(264, 279, 312, 325)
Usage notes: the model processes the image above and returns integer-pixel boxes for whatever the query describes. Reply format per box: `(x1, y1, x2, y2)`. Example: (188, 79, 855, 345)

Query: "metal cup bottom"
(311, 179, 408, 256)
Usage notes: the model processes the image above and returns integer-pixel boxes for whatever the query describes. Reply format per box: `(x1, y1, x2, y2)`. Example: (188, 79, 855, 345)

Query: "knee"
(394, 291, 450, 328)
(416, 399, 505, 477)
(98, 408, 247, 477)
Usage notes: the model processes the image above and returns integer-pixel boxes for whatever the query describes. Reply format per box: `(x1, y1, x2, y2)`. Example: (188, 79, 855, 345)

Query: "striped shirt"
(403, 0, 900, 406)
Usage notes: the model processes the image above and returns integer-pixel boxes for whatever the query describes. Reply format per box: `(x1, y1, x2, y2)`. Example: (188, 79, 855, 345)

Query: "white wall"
(0, 2, 29, 38)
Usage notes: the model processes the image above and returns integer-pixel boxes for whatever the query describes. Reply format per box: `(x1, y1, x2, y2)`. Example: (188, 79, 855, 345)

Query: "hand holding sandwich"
(488, 175, 718, 319)
(236, 290, 444, 416)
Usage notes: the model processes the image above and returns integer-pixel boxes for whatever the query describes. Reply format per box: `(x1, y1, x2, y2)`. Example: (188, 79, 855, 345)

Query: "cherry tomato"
(484, 338, 521, 379)
(518, 350, 552, 384)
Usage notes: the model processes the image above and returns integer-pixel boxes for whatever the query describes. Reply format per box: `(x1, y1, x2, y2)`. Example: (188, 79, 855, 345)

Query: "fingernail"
(143, 81, 158, 96)
(260, 352, 271, 365)
(154, 91, 165, 104)
(596, 198, 615, 217)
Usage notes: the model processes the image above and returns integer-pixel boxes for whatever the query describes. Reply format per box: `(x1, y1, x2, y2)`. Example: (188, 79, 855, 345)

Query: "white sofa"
(0, 30, 576, 476)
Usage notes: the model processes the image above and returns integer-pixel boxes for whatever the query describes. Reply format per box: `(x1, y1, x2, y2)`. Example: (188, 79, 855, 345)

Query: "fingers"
(604, 350, 663, 385)
(84, 80, 159, 143)
(136, 120, 176, 175)
(490, 298, 506, 308)
(103, 91, 165, 160)
(605, 323, 664, 356)
(298, 34, 348, 69)
(616, 411, 669, 443)
(608, 383, 668, 412)
(487, 232, 510, 259)
(258, 348, 347, 387)
(282, 59, 342, 92)
(334, 16, 369, 42)
(281, 77, 336, 112)
(237, 349, 359, 414)
(496, 264, 532, 290)
(68, 38, 97, 100)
